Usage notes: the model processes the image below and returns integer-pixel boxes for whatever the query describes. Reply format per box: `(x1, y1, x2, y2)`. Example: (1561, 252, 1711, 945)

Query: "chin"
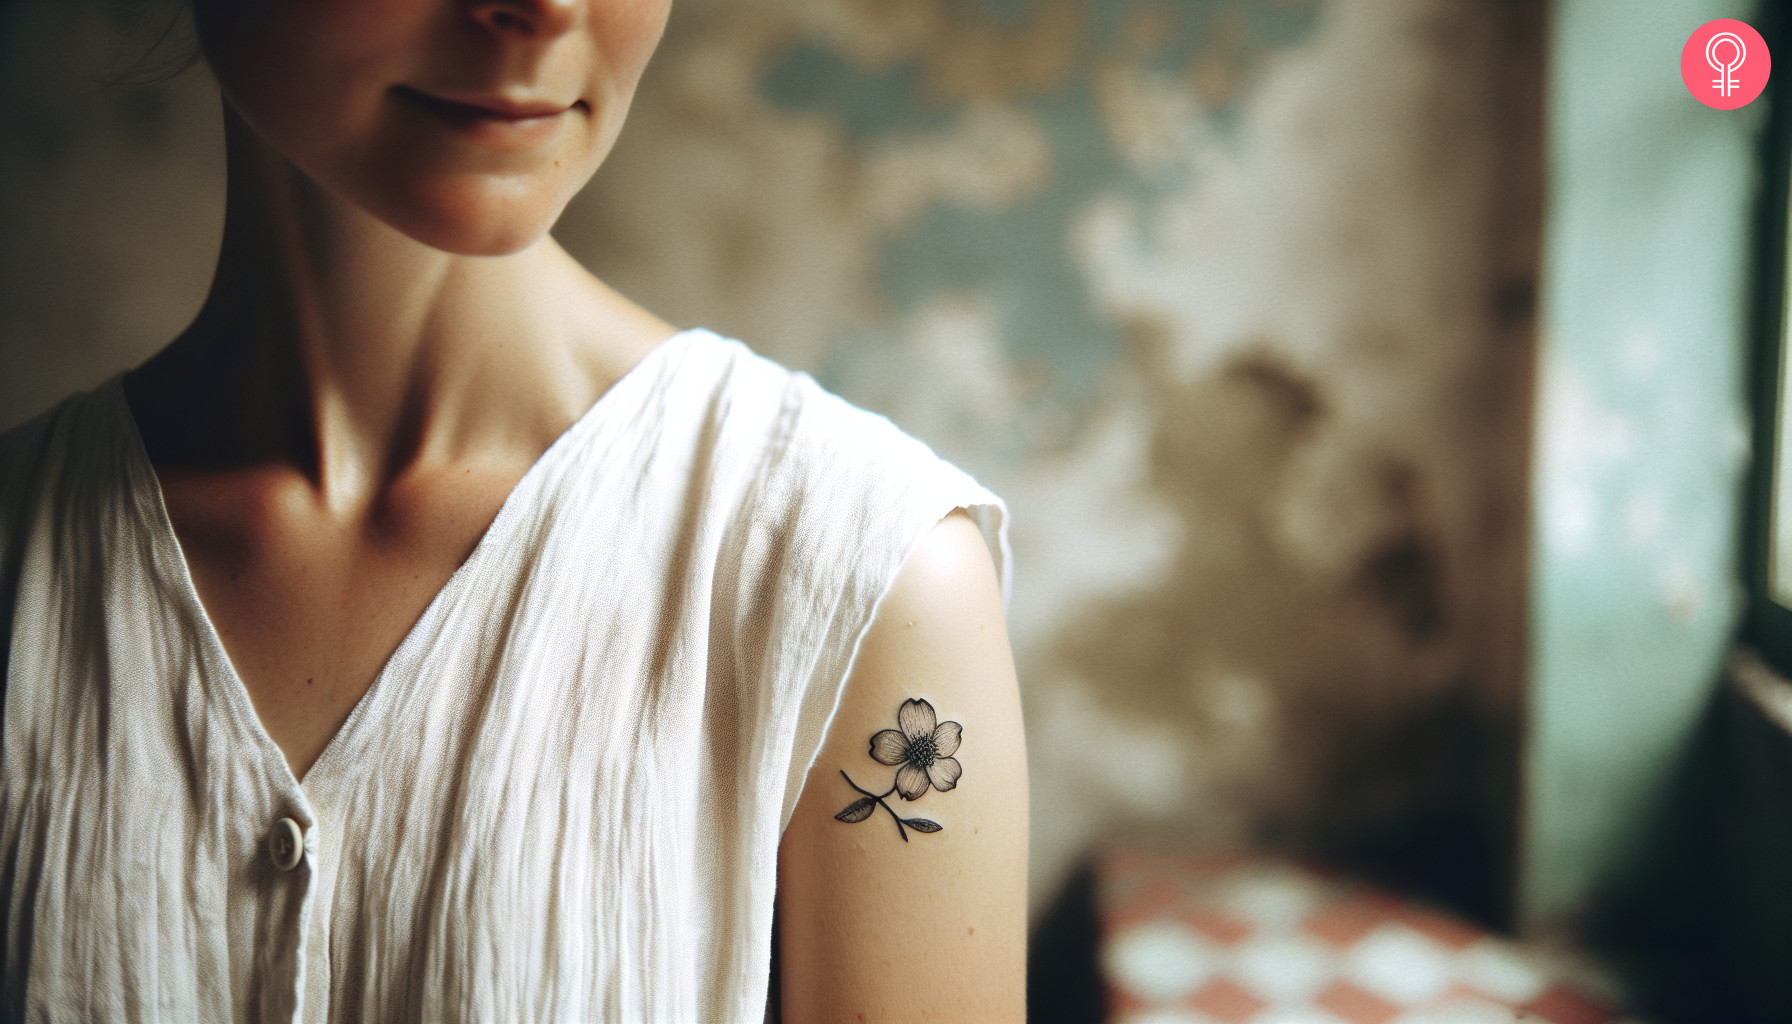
(403, 214, 553, 258)
(371, 171, 577, 257)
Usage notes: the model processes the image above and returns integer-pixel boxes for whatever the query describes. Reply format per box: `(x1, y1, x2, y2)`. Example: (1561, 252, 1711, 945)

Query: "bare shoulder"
(777, 509, 1027, 1022)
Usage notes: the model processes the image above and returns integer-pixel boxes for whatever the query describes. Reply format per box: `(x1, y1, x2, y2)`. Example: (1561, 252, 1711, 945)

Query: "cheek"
(591, 0, 672, 87)
(576, 0, 670, 166)
(197, 0, 434, 168)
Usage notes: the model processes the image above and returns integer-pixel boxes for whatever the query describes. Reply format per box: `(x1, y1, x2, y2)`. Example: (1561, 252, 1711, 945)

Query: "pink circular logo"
(1682, 19, 1770, 109)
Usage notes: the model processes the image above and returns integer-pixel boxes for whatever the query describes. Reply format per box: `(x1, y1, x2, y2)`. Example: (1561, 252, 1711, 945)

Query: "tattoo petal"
(926, 755, 962, 792)
(895, 762, 931, 801)
(869, 729, 909, 765)
(932, 720, 962, 758)
(898, 698, 936, 743)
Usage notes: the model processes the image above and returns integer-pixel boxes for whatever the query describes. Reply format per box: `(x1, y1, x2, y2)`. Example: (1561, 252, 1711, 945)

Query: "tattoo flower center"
(868, 696, 963, 799)
(834, 697, 963, 842)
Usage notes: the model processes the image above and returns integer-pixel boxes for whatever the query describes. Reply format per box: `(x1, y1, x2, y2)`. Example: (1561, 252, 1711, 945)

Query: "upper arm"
(776, 509, 1028, 1022)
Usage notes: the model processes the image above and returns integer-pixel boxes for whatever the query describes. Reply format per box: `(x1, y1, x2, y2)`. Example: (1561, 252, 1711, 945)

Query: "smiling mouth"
(396, 86, 584, 122)
(396, 85, 591, 152)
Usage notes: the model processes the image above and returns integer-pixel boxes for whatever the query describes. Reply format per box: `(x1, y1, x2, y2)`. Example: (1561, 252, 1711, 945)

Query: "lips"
(394, 86, 585, 149)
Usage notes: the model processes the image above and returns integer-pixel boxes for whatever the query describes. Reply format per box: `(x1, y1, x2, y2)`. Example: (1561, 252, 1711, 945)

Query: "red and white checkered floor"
(1097, 851, 1642, 1024)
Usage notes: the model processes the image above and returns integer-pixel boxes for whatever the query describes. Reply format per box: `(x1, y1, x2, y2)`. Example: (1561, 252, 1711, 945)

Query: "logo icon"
(1709, 31, 1746, 96)
(1682, 19, 1769, 109)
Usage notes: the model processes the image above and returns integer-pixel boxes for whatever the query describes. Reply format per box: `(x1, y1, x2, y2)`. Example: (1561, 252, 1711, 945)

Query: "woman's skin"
(123, 0, 1027, 1019)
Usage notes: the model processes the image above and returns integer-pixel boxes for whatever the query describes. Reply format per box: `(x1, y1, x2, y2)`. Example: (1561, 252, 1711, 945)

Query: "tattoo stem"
(839, 770, 909, 842)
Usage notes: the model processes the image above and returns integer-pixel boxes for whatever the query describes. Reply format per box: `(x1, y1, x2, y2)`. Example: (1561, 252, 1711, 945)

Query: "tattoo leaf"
(902, 818, 942, 833)
(834, 797, 877, 824)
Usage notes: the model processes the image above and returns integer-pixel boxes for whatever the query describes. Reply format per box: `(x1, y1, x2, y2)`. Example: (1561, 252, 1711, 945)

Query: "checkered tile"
(1096, 851, 1643, 1024)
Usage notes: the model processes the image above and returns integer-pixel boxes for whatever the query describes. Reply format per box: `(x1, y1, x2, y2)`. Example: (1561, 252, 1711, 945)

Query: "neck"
(136, 105, 668, 509)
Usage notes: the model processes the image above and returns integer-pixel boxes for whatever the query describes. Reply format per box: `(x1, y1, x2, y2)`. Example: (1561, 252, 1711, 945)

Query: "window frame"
(1741, 5, 1792, 674)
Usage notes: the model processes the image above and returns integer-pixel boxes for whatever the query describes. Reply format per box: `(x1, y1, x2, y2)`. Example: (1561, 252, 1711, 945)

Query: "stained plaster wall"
(0, 0, 1543, 917)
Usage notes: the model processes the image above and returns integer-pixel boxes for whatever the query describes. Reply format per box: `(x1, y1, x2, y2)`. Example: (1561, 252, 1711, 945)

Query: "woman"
(0, 1, 1028, 1020)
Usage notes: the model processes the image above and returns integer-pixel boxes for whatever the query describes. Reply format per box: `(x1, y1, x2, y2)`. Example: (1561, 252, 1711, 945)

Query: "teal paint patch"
(875, 77, 1134, 396)
(756, 0, 1321, 404)
(759, 43, 952, 142)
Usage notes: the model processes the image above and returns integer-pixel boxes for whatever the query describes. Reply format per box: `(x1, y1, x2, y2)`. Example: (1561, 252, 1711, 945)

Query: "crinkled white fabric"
(0, 329, 1008, 1024)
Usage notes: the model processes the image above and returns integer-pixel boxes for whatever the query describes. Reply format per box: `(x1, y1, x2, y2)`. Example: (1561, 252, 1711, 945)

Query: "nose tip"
(467, 0, 579, 39)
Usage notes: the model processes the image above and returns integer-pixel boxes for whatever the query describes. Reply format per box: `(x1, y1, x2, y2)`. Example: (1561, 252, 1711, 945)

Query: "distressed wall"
(0, 0, 1543, 918)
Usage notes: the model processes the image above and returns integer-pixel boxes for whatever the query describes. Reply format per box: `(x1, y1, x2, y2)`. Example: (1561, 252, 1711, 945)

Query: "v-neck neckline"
(110, 329, 696, 791)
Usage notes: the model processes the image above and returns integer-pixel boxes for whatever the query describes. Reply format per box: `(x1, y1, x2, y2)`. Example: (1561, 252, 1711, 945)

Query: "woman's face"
(194, 0, 670, 255)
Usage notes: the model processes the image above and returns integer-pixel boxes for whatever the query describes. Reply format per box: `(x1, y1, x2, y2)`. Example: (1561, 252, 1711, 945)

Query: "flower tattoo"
(834, 698, 962, 842)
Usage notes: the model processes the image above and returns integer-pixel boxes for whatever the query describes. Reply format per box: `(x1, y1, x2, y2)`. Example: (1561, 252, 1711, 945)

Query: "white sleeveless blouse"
(0, 329, 1008, 1023)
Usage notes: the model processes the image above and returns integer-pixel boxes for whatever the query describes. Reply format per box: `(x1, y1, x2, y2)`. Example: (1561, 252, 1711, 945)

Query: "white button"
(268, 817, 303, 871)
